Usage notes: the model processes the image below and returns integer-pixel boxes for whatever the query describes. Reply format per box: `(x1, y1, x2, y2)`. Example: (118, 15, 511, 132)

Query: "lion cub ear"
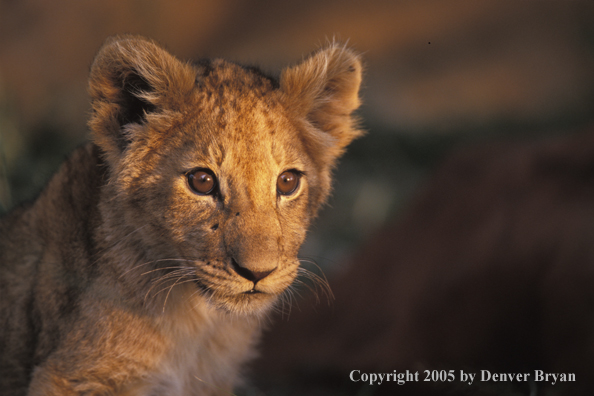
(280, 43, 364, 162)
(88, 35, 195, 165)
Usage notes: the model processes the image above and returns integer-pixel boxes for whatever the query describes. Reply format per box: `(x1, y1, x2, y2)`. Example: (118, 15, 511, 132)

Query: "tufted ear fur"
(88, 35, 196, 166)
(280, 42, 364, 166)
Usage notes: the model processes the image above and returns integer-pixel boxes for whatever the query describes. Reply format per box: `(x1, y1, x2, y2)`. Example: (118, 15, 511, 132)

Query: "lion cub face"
(88, 36, 362, 315)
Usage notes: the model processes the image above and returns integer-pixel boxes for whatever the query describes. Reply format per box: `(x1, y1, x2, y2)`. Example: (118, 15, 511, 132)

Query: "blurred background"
(1, 0, 594, 395)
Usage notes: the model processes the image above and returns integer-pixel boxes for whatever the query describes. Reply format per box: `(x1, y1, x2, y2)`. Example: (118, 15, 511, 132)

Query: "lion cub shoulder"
(0, 35, 363, 395)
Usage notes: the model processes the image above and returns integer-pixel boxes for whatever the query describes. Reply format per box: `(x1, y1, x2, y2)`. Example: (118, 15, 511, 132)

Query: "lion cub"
(0, 36, 362, 395)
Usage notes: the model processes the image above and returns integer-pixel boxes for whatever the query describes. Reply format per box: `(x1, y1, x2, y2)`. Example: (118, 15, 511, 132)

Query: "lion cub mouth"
(191, 268, 287, 314)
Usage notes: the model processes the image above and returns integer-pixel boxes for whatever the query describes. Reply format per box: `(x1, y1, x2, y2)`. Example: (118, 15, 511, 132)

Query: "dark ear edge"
(118, 70, 157, 127)
(87, 35, 195, 164)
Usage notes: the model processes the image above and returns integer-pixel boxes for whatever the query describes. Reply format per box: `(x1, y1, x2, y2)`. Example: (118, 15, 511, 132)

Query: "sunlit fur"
(0, 35, 362, 395)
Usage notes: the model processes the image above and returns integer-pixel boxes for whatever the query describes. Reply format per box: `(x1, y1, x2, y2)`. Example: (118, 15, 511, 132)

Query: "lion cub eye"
(277, 170, 301, 196)
(187, 169, 217, 195)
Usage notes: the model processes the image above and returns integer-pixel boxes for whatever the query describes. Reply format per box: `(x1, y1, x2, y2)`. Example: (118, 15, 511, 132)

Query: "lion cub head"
(88, 36, 362, 315)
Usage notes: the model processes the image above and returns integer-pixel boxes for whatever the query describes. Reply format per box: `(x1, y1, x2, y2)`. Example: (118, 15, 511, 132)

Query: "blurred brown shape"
(1, 0, 593, 137)
(256, 125, 594, 395)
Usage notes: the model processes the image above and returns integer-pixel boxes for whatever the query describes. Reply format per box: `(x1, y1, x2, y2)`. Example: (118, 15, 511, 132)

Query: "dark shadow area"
(252, 125, 594, 395)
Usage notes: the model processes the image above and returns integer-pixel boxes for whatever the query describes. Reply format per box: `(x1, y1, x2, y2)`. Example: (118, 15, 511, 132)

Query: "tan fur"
(0, 35, 363, 395)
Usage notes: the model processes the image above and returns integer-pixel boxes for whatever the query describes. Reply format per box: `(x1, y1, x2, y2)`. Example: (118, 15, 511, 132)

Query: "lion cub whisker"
(275, 287, 299, 319)
(295, 264, 334, 305)
(144, 269, 197, 305)
(162, 276, 197, 312)
(119, 257, 195, 278)
(140, 265, 196, 277)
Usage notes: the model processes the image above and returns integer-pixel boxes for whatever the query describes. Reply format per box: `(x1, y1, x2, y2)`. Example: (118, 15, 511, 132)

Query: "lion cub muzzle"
(224, 209, 281, 285)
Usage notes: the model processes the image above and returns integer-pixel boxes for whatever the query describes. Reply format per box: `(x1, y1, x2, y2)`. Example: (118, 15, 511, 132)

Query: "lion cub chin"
(0, 35, 363, 395)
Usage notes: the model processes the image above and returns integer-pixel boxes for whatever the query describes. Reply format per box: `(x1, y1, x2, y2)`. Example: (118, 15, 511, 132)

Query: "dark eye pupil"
(277, 171, 299, 195)
(189, 170, 215, 194)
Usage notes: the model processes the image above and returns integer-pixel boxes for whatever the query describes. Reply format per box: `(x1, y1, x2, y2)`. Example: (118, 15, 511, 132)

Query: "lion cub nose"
(231, 258, 276, 283)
